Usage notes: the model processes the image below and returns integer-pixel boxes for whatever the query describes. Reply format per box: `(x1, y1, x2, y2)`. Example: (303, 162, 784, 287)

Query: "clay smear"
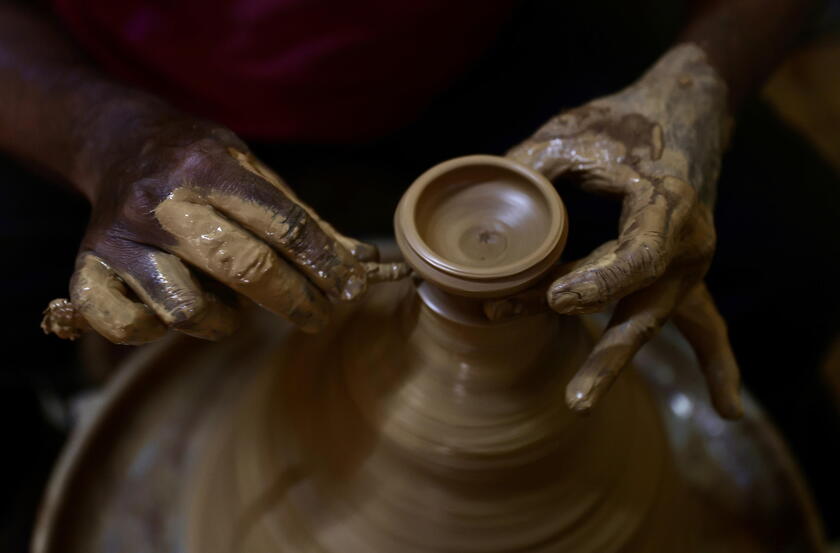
(154, 193, 329, 332)
(70, 254, 166, 344)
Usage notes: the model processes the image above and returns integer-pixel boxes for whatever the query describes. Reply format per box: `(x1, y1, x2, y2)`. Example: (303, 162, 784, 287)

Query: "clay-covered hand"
(491, 44, 742, 419)
(45, 118, 408, 344)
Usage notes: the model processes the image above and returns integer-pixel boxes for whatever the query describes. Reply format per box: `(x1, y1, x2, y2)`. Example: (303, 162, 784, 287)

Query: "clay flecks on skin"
(363, 261, 412, 283)
(154, 197, 329, 332)
(70, 254, 166, 344)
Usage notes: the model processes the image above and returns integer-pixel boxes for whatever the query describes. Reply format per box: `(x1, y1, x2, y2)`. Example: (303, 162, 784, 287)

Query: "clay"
(178, 156, 819, 552)
(179, 165, 691, 550)
(155, 191, 331, 333)
(363, 260, 412, 283)
(69, 253, 166, 345)
(41, 298, 88, 340)
(188, 283, 692, 553)
(395, 155, 567, 297)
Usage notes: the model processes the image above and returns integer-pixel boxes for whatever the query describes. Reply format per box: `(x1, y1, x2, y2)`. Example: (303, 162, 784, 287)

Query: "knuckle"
(624, 314, 660, 342)
(104, 323, 137, 345)
(122, 179, 166, 220)
(229, 245, 278, 287)
(275, 203, 308, 249)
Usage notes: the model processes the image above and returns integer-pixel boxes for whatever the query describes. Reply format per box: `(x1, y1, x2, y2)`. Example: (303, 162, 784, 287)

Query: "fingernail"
(365, 262, 412, 283)
(341, 273, 367, 301)
(550, 291, 578, 314)
(566, 380, 594, 413)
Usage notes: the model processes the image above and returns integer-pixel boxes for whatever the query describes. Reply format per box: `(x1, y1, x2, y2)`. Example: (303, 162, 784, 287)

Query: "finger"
(99, 241, 239, 341)
(41, 298, 89, 340)
(505, 138, 577, 181)
(363, 261, 412, 283)
(673, 283, 743, 419)
(484, 242, 618, 321)
(70, 253, 167, 345)
(218, 148, 367, 299)
(548, 177, 694, 315)
(309, 231, 411, 283)
(228, 147, 411, 282)
(154, 198, 330, 332)
(566, 276, 683, 413)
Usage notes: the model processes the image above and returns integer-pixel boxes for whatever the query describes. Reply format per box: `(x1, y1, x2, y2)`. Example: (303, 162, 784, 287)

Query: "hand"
(45, 116, 407, 344)
(487, 44, 742, 419)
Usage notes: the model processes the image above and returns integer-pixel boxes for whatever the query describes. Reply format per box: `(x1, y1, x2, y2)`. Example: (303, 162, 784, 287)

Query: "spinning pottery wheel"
(33, 156, 825, 552)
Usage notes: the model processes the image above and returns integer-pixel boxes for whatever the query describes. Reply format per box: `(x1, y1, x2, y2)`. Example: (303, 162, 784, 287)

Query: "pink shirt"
(52, 0, 514, 141)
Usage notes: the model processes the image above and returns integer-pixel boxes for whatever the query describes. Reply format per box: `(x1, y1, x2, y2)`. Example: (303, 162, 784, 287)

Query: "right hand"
(53, 117, 407, 344)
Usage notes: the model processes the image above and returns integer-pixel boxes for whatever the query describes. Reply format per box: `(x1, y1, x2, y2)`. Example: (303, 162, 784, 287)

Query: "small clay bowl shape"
(395, 155, 568, 297)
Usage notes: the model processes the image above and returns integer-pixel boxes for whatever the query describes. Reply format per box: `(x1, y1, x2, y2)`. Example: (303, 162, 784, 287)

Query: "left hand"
(486, 44, 742, 419)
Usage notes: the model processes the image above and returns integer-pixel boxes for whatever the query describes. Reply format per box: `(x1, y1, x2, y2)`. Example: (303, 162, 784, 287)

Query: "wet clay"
(187, 283, 703, 553)
(154, 189, 331, 333)
(41, 298, 88, 340)
(395, 155, 567, 297)
(68, 254, 166, 345)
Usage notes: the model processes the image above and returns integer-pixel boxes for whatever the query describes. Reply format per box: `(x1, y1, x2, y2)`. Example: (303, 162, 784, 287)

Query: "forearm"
(0, 2, 177, 199)
(680, 0, 820, 108)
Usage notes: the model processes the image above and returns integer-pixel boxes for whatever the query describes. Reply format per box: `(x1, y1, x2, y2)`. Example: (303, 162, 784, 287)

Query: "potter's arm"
(0, 2, 407, 345)
(682, 0, 820, 110)
(0, 1, 116, 192)
(496, 0, 820, 419)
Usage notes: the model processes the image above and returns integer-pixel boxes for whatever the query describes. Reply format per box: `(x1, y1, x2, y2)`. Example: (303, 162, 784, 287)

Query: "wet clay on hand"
(42, 120, 408, 344)
(494, 43, 741, 418)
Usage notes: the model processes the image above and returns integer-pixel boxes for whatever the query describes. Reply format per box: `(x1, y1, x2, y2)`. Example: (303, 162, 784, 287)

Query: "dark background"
(2, 0, 839, 550)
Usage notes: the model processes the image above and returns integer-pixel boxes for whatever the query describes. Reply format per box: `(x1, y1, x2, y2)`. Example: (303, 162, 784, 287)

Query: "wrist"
(601, 44, 730, 204)
(68, 81, 185, 201)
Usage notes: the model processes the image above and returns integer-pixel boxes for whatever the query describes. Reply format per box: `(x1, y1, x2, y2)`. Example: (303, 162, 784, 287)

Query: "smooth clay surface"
(395, 155, 567, 298)
(32, 281, 825, 553)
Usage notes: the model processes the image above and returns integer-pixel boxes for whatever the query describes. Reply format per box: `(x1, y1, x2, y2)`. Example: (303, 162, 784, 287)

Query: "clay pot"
(395, 154, 567, 297)
(32, 156, 826, 553)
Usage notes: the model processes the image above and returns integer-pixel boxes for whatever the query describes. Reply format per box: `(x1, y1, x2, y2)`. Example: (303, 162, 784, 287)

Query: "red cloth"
(52, 0, 514, 142)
